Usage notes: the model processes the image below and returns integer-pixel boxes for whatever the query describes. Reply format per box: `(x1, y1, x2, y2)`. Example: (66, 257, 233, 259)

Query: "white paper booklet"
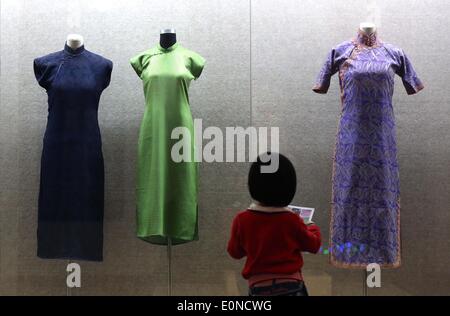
(288, 205, 315, 223)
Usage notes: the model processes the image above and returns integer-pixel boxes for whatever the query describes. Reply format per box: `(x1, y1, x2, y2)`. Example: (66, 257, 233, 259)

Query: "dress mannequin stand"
(65, 32, 84, 297)
(359, 22, 376, 297)
(159, 28, 176, 296)
(359, 22, 377, 296)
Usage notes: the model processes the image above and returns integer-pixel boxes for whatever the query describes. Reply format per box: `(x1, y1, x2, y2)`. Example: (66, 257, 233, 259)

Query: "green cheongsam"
(130, 43, 205, 245)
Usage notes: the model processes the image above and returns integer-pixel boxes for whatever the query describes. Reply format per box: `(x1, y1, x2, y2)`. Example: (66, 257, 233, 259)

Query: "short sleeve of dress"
(33, 57, 52, 90)
(396, 50, 424, 95)
(313, 49, 338, 94)
(102, 59, 113, 90)
(188, 52, 205, 80)
(130, 52, 150, 79)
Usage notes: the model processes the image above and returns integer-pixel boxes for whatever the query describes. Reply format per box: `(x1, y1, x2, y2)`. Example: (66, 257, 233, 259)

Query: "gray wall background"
(1, 0, 449, 295)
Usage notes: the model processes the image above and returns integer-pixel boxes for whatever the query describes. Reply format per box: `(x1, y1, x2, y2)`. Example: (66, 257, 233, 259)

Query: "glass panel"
(1, 0, 449, 296)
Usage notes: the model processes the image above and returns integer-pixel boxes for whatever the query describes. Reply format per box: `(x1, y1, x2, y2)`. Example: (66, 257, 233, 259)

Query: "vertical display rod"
(363, 269, 368, 296)
(249, 0, 252, 127)
(167, 237, 172, 296)
(66, 260, 71, 296)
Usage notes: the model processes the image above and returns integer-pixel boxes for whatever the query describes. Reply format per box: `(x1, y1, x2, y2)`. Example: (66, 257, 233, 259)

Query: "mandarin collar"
(157, 42, 179, 52)
(355, 30, 379, 47)
(64, 43, 85, 55)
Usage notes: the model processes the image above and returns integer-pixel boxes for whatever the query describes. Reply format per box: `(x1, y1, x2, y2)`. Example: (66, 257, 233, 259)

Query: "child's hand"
(303, 220, 315, 226)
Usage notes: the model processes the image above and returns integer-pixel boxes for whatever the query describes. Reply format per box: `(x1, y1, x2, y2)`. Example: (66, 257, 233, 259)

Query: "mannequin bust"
(359, 22, 377, 35)
(66, 34, 84, 49)
(160, 28, 177, 49)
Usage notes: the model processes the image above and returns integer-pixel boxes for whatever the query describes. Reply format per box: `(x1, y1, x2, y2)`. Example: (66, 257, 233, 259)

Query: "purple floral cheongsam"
(313, 31, 424, 268)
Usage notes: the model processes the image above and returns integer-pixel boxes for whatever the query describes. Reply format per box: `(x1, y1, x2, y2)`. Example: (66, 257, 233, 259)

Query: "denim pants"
(249, 280, 309, 296)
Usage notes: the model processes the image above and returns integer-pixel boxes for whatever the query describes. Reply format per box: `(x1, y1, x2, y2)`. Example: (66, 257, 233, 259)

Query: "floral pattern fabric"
(313, 31, 423, 268)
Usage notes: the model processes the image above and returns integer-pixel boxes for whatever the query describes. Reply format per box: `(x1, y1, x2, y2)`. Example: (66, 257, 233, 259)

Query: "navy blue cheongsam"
(33, 44, 112, 261)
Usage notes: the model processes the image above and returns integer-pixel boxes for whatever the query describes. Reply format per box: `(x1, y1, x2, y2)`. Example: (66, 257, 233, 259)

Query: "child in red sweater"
(227, 152, 321, 296)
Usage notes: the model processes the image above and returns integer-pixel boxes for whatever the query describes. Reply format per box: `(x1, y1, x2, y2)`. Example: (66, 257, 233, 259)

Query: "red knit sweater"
(227, 209, 321, 279)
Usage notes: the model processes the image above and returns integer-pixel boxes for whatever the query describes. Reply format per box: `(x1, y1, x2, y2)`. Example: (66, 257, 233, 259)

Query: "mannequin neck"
(359, 22, 377, 35)
(160, 33, 177, 49)
(66, 34, 84, 49)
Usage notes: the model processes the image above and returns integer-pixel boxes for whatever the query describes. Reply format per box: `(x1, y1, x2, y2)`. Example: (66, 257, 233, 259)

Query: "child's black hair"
(248, 152, 297, 207)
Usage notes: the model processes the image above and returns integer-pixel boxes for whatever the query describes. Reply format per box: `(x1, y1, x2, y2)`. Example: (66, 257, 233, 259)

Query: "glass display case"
(1, 0, 449, 296)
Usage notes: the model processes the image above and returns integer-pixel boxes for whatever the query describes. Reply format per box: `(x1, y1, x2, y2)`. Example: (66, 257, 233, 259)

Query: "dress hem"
(37, 254, 103, 262)
(137, 234, 198, 246)
(329, 257, 401, 269)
